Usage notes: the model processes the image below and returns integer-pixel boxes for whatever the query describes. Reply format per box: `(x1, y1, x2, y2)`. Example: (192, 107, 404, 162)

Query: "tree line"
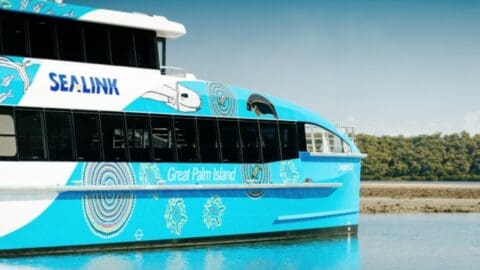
(355, 132, 480, 181)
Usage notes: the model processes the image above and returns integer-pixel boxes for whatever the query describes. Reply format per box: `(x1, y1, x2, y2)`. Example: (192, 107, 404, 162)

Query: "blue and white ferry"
(0, 0, 365, 256)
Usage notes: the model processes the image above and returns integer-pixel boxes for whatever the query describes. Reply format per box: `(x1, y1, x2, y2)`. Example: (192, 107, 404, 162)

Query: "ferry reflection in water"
(0, 237, 359, 270)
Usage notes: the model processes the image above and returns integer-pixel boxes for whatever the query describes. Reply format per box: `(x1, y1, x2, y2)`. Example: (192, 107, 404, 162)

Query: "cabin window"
(29, 16, 57, 59)
(101, 114, 128, 161)
(157, 39, 166, 66)
(126, 115, 152, 162)
(240, 121, 262, 163)
(84, 24, 111, 65)
(1, 12, 28, 57)
(218, 120, 242, 163)
(279, 122, 299, 160)
(260, 121, 281, 162)
(57, 20, 85, 62)
(304, 123, 351, 154)
(174, 118, 199, 162)
(15, 109, 47, 160)
(197, 118, 221, 163)
(151, 116, 176, 162)
(110, 27, 136, 67)
(0, 108, 17, 159)
(135, 30, 157, 69)
(74, 113, 102, 161)
(45, 111, 75, 161)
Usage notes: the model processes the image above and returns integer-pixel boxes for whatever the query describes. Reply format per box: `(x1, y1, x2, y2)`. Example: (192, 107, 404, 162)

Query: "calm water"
(1, 214, 479, 270)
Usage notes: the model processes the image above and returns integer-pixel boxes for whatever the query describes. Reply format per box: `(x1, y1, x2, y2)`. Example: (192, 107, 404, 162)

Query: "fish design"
(141, 83, 201, 112)
(0, 57, 32, 92)
(62, 9, 74, 17)
(0, 89, 13, 104)
(46, 8, 55, 15)
(0, 0, 11, 8)
(246, 94, 279, 119)
(1, 74, 14, 88)
(32, 2, 44, 13)
(19, 0, 28, 10)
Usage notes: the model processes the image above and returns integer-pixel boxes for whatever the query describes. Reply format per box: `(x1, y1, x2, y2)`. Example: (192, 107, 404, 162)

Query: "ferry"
(0, 0, 365, 256)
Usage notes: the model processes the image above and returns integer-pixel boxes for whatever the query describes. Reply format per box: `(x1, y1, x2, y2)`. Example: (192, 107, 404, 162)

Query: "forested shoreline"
(355, 132, 480, 181)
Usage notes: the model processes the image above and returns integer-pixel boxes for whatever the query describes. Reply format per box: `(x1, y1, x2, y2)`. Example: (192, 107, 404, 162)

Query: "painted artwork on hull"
(0, 56, 40, 105)
(141, 82, 201, 112)
(207, 82, 237, 117)
(247, 94, 279, 119)
(0, 0, 92, 18)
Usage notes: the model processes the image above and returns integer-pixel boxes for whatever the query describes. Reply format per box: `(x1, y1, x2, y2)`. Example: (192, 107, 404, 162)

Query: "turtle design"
(246, 94, 278, 119)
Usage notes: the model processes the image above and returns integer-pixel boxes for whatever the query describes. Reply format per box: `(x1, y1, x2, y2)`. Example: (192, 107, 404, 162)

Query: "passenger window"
(197, 118, 221, 163)
(126, 115, 152, 162)
(151, 116, 176, 162)
(101, 114, 128, 161)
(84, 24, 111, 64)
(2, 12, 27, 56)
(240, 121, 261, 163)
(110, 27, 136, 67)
(218, 120, 242, 163)
(0, 108, 17, 159)
(174, 118, 199, 162)
(57, 20, 85, 62)
(45, 111, 74, 161)
(135, 30, 157, 69)
(74, 113, 102, 161)
(29, 16, 57, 59)
(304, 123, 351, 154)
(279, 122, 299, 160)
(15, 109, 46, 160)
(260, 122, 280, 163)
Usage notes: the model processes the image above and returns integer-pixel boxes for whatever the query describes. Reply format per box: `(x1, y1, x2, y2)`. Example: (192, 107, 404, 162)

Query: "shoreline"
(360, 182, 480, 214)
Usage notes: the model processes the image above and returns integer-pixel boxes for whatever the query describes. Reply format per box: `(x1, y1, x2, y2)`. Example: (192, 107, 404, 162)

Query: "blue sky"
(69, 0, 480, 135)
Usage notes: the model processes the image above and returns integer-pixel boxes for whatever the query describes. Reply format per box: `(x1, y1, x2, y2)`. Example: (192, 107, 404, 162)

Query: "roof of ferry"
(0, 0, 186, 39)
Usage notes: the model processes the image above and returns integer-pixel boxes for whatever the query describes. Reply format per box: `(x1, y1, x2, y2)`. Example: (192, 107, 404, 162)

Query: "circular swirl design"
(82, 163, 136, 239)
(241, 164, 271, 198)
(207, 82, 237, 117)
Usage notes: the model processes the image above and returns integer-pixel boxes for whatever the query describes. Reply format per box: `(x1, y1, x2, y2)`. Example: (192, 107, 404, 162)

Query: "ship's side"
(0, 1, 364, 256)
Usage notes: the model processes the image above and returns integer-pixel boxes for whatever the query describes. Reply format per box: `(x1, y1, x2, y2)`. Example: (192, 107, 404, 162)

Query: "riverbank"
(360, 182, 480, 214)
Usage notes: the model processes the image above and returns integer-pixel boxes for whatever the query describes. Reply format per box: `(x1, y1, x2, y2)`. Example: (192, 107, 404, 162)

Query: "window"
(218, 120, 242, 163)
(197, 118, 221, 163)
(260, 122, 280, 163)
(101, 114, 128, 161)
(15, 109, 47, 160)
(151, 116, 176, 162)
(74, 113, 102, 161)
(135, 30, 157, 69)
(57, 20, 85, 62)
(174, 118, 199, 162)
(45, 111, 74, 161)
(157, 39, 165, 67)
(127, 115, 152, 162)
(0, 107, 17, 159)
(29, 16, 57, 59)
(279, 122, 299, 160)
(84, 23, 111, 65)
(240, 121, 261, 163)
(1, 12, 27, 56)
(304, 123, 351, 154)
(110, 26, 136, 67)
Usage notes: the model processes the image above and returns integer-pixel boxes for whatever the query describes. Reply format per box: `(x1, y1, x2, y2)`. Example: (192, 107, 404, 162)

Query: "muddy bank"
(360, 182, 480, 214)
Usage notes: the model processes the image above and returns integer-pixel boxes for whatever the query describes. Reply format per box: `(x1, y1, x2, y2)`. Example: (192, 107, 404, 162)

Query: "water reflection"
(0, 236, 359, 270)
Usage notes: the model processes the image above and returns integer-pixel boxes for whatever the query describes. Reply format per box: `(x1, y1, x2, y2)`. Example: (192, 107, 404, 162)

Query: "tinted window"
(2, 12, 27, 56)
(74, 113, 102, 161)
(240, 121, 261, 163)
(45, 111, 74, 161)
(174, 118, 199, 162)
(197, 118, 220, 163)
(260, 122, 280, 163)
(279, 122, 299, 160)
(0, 107, 17, 159)
(16, 109, 46, 160)
(29, 16, 57, 59)
(111, 27, 136, 67)
(57, 20, 85, 62)
(297, 122, 307, 151)
(101, 114, 128, 161)
(157, 39, 165, 66)
(127, 115, 152, 162)
(218, 120, 242, 163)
(135, 30, 157, 69)
(84, 24, 111, 64)
(151, 116, 176, 162)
